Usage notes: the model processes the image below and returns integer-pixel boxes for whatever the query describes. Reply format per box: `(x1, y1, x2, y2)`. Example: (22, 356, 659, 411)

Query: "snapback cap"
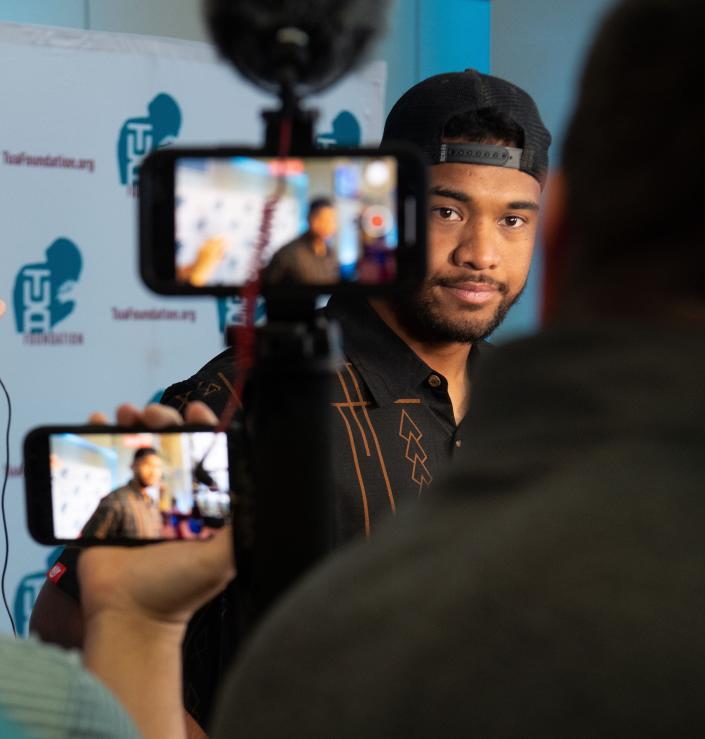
(382, 69, 551, 186)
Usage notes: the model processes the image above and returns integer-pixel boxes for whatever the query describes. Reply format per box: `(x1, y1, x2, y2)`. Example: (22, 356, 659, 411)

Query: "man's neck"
(307, 233, 327, 258)
(369, 298, 473, 423)
(131, 479, 150, 499)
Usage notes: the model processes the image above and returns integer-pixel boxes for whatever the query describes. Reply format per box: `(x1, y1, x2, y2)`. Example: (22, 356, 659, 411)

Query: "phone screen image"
(47, 430, 230, 542)
(174, 155, 399, 288)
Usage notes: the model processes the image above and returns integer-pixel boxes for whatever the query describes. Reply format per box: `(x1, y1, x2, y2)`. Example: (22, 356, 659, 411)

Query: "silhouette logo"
(13, 238, 83, 334)
(216, 296, 267, 335)
(316, 110, 362, 147)
(148, 389, 165, 404)
(117, 93, 182, 186)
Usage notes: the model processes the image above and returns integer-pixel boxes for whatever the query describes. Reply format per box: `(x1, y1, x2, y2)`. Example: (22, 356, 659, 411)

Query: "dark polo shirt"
(158, 293, 482, 542)
(48, 294, 484, 728)
(325, 295, 480, 541)
(261, 232, 339, 286)
(80, 480, 163, 540)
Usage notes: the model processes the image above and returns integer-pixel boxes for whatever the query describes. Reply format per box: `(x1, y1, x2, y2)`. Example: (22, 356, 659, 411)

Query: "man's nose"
(451, 220, 499, 271)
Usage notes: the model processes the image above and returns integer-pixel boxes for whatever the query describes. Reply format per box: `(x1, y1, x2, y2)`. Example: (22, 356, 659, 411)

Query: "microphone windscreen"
(203, 0, 391, 96)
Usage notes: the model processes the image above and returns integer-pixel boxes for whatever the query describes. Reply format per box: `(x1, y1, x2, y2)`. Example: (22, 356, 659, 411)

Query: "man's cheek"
(426, 233, 454, 269)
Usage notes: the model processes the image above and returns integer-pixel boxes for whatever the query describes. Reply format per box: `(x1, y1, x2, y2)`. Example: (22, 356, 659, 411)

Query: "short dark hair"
(133, 447, 159, 463)
(442, 108, 525, 149)
(562, 0, 705, 293)
(308, 197, 333, 219)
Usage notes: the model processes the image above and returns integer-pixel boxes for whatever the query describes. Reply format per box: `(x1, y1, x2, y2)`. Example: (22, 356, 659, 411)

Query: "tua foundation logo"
(316, 110, 361, 147)
(13, 238, 84, 345)
(117, 92, 182, 191)
(216, 296, 267, 335)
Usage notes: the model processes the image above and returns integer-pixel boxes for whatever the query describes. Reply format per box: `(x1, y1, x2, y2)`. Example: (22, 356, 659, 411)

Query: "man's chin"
(404, 307, 503, 344)
(399, 293, 511, 344)
(428, 316, 502, 343)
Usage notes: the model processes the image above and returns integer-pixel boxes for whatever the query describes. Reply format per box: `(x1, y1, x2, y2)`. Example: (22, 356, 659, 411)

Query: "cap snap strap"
(438, 142, 523, 169)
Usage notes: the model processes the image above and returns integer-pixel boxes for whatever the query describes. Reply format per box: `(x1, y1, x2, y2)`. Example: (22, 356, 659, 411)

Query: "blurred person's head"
(307, 197, 337, 241)
(380, 70, 551, 344)
(543, 0, 705, 322)
(132, 447, 163, 488)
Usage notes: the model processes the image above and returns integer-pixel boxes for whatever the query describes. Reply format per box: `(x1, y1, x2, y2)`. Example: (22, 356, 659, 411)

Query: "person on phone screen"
(81, 447, 164, 540)
(261, 196, 340, 285)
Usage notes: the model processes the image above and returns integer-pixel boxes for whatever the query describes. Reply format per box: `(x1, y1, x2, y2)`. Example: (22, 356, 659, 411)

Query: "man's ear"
(540, 170, 570, 324)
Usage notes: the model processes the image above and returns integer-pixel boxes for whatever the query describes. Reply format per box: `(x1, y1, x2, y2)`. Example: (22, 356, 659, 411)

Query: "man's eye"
(432, 207, 461, 222)
(501, 215, 526, 228)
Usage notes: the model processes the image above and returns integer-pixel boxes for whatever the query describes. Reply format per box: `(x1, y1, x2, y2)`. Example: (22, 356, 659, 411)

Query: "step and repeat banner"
(0, 21, 386, 635)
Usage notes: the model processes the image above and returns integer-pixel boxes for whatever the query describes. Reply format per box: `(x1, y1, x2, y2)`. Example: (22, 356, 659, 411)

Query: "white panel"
(0, 21, 386, 635)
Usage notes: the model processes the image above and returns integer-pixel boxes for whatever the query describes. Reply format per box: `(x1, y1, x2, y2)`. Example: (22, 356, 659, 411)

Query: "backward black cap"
(382, 69, 551, 186)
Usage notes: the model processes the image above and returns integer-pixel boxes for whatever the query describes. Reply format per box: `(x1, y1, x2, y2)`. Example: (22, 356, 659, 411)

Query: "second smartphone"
(24, 425, 236, 545)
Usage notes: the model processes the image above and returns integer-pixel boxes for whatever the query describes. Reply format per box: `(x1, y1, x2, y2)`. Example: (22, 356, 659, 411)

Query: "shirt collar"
(324, 295, 484, 407)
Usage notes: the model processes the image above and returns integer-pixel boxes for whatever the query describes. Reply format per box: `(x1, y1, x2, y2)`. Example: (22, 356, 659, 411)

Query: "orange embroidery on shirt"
(398, 409, 432, 495)
(345, 365, 395, 513)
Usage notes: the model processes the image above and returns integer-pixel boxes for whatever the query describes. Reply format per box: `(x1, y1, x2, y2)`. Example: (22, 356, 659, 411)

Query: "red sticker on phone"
(47, 562, 67, 584)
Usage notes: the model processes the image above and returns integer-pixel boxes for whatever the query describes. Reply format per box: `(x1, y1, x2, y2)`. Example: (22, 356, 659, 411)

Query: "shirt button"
(428, 374, 442, 388)
(455, 439, 462, 448)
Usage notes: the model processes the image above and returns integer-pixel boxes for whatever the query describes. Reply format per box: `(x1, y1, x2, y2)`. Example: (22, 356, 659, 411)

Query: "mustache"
(430, 274, 509, 295)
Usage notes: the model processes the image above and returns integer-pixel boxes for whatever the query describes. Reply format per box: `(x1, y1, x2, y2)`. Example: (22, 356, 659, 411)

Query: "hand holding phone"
(79, 524, 235, 626)
(24, 402, 235, 546)
(75, 403, 235, 739)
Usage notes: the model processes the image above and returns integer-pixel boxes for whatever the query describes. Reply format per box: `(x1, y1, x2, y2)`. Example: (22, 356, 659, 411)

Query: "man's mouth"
(439, 281, 501, 306)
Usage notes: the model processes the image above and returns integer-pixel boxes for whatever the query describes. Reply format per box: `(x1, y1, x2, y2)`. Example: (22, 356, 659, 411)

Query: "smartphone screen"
(26, 427, 232, 544)
(139, 146, 426, 297)
(174, 155, 399, 288)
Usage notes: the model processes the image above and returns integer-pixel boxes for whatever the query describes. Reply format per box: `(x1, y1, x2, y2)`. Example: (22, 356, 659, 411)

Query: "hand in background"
(79, 400, 233, 739)
(176, 236, 227, 287)
(79, 524, 234, 635)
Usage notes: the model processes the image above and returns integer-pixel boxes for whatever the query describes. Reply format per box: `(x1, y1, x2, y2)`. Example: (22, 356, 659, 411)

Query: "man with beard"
(165, 69, 551, 542)
(81, 447, 164, 540)
(261, 197, 340, 286)
(30, 70, 551, 734)
(208, 2, 705, 735)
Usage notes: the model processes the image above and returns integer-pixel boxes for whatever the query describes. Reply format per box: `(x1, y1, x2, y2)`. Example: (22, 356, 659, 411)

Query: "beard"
(392, 275, 523, 344)
(135, 471, 159, 489)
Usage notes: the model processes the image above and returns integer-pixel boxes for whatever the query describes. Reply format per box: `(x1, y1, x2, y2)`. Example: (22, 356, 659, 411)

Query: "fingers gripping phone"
(24, 425, 235, 545)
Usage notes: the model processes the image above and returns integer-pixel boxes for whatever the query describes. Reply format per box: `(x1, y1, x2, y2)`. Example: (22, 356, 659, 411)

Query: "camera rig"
(199, 0, 392, 617)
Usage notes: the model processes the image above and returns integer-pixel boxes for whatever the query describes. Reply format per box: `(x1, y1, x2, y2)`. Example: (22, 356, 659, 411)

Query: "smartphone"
(139, 146, 427, 297)
(24, 425, 235, 545)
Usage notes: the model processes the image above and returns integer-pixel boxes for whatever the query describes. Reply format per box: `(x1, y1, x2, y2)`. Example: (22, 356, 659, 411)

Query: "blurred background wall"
(1, 0, 614, 339)
(0, 0, 615, 337)
(490, 0, 615, 338)
(0, 0, 620, 636)
(0, 0, 612, 138)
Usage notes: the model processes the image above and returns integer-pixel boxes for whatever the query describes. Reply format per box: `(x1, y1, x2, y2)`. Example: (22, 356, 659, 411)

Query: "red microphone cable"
(191, 120, 293, 494)
(215, 116, 293, 433)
